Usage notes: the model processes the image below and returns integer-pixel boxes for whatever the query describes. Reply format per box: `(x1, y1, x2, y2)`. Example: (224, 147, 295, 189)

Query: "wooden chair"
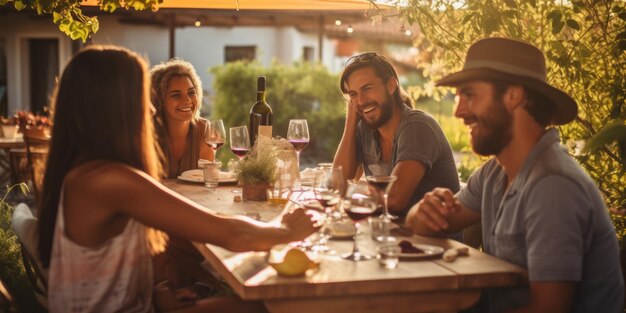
(11, 203, 48, 309)
(22, 128, 50, 201)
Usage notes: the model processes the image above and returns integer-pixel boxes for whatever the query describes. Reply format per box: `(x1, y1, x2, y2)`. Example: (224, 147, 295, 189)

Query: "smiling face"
(164, 76, 198, 123)
(454, 80, 513, 156)
(345, 67, 396, 129)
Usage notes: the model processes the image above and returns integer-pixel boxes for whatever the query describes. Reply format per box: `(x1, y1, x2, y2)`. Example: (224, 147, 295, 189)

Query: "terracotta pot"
(242, 182, 269, 201)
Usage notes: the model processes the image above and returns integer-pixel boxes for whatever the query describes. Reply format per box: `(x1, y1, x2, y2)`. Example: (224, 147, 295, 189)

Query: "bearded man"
(406, 38, 624, 312)
(333, 52, 460, 217)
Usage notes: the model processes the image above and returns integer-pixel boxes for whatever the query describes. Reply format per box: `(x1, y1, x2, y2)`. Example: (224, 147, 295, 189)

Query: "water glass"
(368, 217, 395, 242)
(199, 160, 221, 189)
(377, 244, 401, 269)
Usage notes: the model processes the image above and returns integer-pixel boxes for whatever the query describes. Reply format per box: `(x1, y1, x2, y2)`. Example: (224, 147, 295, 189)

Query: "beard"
(359, 92, 394, 129)
(469, 97, 513, 156)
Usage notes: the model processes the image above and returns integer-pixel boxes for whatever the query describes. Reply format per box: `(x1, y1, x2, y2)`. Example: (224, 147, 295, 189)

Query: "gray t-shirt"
(457, 128, 624, 313)
(356, 106, 460, 213)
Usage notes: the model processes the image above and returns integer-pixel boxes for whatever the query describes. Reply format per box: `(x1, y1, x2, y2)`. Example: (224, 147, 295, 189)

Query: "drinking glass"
(287, 119, 309, 171)
(366, 175, 397, 220)
(342, 196, 376, 261)
(205, 119, 226, 157)
(229, 126, 250, 160)
(310, 166, 345, 253)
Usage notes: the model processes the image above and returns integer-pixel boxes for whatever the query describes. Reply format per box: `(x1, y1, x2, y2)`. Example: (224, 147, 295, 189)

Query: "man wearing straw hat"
(406, 37, 623, 312)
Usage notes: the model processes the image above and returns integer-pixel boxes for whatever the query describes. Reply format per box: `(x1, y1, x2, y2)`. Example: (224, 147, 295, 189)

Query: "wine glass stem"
(383, 193, 389, 216)
(351, 222, 361, 255)
(295, 151, 301, 171)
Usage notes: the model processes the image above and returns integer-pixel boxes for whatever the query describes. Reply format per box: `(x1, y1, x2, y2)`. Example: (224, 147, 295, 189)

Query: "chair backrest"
(22, 128, 50, 201)
(11, 203, 48, 308)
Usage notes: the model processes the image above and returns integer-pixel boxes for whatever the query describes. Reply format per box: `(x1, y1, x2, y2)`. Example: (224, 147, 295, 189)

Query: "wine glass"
(287, 119, 309, 171)
(229, 126, 250, 160)
(311, 166, 345, 253)
(366, 175, 398, 220)
(205, 119, 226, 156)
(342, 196, 377, 261)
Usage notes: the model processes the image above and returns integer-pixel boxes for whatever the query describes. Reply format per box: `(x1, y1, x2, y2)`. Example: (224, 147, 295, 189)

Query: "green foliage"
(210, 60, 346, 167)
(433, 113, 469, 152)
(233, 137, 281, 185)
(0, 183, 44, 312)
(383, 0, 626, 218)
(1, 0, 162, 42)
(457, 154, 488, 183)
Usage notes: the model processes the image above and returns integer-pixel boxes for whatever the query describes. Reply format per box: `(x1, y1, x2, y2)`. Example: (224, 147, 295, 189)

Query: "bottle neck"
(256, 91, 265, 102)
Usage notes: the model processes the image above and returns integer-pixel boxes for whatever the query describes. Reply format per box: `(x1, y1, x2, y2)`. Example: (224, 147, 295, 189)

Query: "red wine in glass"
(366, 175, 397, 220)
(345, 205, 375, 222)
(366, 177, 394, 193)
(316, 191, 339, 208)
(207, 141, 224, 150)
(231, 147, 249, 159)
(289, 139, 309, 152)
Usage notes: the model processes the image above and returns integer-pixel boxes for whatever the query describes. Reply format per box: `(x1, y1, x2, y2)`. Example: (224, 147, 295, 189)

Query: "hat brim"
(436, 68, 577, 125)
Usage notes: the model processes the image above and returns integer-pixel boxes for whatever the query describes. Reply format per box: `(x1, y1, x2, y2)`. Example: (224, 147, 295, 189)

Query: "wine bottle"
(249, 76, 273, 146)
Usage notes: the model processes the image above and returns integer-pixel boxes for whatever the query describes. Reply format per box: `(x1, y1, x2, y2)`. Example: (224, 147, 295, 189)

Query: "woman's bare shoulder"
(65, 161, 153, 195)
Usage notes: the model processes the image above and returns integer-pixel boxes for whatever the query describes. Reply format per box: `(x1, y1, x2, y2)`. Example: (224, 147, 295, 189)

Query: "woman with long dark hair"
(37, 45, 316, 312)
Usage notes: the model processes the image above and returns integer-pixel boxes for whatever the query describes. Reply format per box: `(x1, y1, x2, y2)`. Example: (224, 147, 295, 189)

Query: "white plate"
(398, 242, 445, 260)
(177, 169, 237, 184)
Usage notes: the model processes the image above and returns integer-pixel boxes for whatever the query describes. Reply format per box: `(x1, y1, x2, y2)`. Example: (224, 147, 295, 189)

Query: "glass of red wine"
(366, 175, 398, 220)
(309, 166, 345, 253)
(287, 119, 309, 171)
(205, 119, 226, 157)
(229, 126, 250, 160)
(342, 196, 377, 261)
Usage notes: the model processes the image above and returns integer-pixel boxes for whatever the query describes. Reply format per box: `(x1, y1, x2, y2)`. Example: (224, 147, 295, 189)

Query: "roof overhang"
(81, 0, 383, 11)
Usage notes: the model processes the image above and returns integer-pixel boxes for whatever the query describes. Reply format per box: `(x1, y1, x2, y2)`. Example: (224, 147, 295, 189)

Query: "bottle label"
(258, 125, 272, 139)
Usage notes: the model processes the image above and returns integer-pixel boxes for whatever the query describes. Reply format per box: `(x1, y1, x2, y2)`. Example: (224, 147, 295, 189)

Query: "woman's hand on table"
(281, 208, 321, 242)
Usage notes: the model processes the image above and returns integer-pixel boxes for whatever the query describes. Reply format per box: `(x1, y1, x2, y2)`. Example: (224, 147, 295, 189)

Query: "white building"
(0, 10, 359, 116)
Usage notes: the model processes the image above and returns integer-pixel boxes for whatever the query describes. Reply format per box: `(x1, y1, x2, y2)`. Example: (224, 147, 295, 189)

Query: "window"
(224, 46, 256, 63)
(303, 46, 315, 62)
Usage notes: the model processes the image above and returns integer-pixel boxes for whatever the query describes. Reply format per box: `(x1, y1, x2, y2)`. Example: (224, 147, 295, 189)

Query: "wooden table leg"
(264, 290, 481, 313)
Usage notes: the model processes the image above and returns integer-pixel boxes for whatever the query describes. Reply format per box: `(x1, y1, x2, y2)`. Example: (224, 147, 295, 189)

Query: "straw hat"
(436, 37, 577, 125)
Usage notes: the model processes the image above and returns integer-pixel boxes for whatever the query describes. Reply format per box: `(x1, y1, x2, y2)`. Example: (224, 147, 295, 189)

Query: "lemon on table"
(269, 248, 318, 277)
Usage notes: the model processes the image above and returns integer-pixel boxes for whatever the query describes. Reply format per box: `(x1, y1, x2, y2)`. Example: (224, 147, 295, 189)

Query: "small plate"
(177, 169, 237, 184)
(398, 243, 445, 260)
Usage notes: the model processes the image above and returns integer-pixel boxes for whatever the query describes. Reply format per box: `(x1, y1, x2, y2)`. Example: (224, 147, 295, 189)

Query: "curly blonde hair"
(149, 58, 203, 120)
(149, 58, 203, 162)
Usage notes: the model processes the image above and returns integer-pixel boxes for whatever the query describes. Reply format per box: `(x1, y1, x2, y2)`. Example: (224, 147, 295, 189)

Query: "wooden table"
(164, 181, 528, 313)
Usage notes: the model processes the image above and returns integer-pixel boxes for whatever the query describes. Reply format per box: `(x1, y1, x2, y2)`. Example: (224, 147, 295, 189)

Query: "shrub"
(0, 184, 45, 313)
(209, 60, 346, 168)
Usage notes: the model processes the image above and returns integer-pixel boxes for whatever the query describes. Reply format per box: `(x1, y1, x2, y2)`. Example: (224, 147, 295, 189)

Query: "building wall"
(0, 13, 340, 114)
(92, 15, 169, 67)
(0, 14, 72, 114)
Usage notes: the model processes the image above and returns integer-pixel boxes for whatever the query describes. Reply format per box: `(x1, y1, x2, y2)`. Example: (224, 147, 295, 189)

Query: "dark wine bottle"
(249, 76, 273, 146)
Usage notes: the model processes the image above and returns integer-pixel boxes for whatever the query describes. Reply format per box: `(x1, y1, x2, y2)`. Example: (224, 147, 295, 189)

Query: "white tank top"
(48, 187, 154, 313)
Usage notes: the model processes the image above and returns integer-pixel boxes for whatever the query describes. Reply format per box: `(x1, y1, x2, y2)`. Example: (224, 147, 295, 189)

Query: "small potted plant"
(233, 137, 278, 201)
(0, 116, 18, 138)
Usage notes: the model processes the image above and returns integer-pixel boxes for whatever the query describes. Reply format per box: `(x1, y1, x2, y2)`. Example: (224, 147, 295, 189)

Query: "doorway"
(28, 39, 58, 114)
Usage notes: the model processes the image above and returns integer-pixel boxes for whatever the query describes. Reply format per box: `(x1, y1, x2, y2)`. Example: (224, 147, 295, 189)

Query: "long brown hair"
(340, 52, 413, 109)
(38, 45, 165, 268)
